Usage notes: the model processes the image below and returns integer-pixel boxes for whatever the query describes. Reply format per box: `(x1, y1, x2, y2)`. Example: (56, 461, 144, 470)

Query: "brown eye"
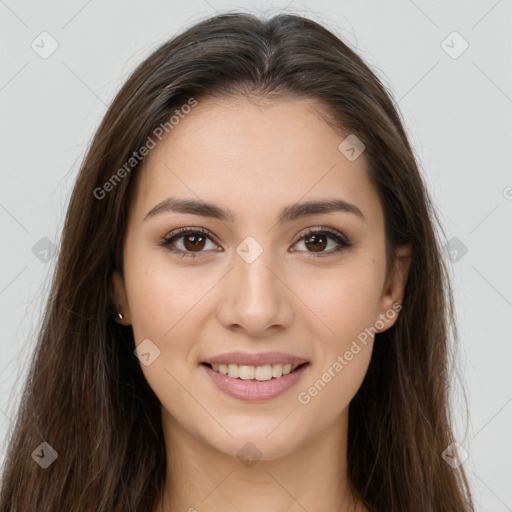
(182, 233, 207, 252)
(161, 227, 219, 258)
(161, 226, 352, 259)
(303, 233, 328, 252)
(292, 228, 352, 257)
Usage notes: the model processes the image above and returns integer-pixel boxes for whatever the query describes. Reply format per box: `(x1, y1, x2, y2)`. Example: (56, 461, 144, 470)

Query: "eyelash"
(159, 226, 353, 259)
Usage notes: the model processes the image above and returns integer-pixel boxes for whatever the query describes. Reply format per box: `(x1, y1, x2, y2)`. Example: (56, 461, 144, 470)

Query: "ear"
(376, 244, 412, 333)
(111, 270, 131, 325)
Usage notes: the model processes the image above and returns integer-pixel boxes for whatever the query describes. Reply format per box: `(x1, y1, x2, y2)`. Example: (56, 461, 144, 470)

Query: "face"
(112, 96, 411, 461)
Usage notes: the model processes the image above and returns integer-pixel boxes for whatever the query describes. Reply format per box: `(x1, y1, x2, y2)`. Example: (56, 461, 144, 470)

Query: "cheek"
(292, 254, 382, 410)
(124, 247, 214, 341)
(296, 341, 373, 424)
(295, 270, 380, 416)
(123, 248, 219, 406)
(123, 250, 206, 424)
(295, 255, 384, 345)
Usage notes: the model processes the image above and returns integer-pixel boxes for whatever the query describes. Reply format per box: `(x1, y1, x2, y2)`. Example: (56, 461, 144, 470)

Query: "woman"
(0, 11, 475, 511)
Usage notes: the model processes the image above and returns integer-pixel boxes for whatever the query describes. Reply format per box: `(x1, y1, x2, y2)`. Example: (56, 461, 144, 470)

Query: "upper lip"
(202, 351, 309, 366)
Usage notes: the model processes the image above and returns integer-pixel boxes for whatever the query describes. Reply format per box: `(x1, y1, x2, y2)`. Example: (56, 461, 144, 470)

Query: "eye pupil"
(305, 234, 327, 252)
(184, 234, 206, 251)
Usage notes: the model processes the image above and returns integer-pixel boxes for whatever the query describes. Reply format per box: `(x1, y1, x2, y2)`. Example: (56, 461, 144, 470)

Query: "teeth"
(210, 362, 300, 380)
(228, 363, 240, 378)
(272, 364, 283, 377)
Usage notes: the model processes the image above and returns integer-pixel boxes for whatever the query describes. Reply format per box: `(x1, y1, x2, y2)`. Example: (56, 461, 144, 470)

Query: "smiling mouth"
(201, 362, 309, 381)
(201, 363, 309, 381)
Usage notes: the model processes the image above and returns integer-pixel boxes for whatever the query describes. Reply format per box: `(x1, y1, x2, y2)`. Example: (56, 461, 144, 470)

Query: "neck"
(154, 407, 367, 512)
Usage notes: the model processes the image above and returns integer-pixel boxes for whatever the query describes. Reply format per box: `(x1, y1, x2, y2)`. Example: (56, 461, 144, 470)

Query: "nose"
(215, 245, 294, 337)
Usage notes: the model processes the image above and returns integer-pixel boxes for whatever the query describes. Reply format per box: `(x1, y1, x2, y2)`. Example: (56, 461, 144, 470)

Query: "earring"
(117, 312, 124, 320)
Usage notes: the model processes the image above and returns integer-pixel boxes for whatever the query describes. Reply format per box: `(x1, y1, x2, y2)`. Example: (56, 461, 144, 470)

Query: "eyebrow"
(144, 196, 366, 224)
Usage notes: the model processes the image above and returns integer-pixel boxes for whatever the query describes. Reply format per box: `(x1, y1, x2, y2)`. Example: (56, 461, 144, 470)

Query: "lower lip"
(201, 363, 310, 402)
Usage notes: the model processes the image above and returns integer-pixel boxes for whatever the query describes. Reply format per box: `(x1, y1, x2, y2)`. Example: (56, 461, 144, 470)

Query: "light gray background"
(1, 0, 511, 510)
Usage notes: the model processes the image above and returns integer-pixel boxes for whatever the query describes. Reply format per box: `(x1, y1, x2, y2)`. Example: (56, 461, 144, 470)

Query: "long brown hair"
(0, 11, 474, 511)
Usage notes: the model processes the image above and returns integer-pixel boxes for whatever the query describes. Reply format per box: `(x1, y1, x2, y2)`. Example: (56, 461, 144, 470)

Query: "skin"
(111, 96, 411, 512)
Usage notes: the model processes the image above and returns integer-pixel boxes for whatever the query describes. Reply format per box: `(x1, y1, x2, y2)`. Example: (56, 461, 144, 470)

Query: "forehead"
(130, 96, 384, 231)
